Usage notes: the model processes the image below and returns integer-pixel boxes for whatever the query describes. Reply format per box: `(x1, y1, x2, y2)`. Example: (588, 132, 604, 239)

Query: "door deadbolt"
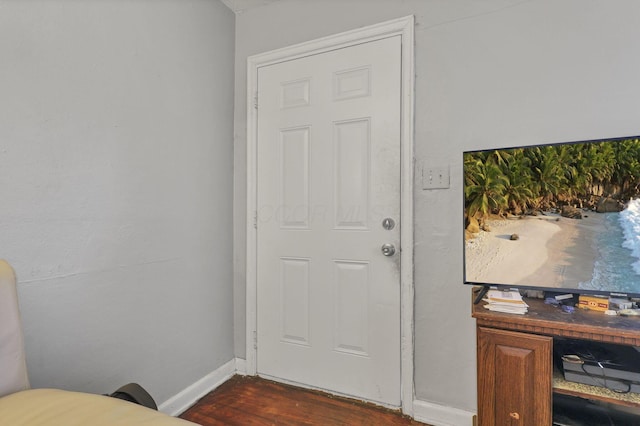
(382, 218, 396, 230)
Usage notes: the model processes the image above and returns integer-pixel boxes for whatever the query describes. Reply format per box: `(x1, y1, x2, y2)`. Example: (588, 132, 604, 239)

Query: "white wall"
(0, 0, 235, 405)
(232, 0, 640, 415)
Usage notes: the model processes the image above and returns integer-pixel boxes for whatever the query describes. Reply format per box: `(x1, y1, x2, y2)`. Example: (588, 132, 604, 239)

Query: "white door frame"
(245, 15, 415, 415)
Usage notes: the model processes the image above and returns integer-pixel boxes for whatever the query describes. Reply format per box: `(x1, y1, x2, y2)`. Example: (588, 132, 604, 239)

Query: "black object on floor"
(109, 382, 158, 410)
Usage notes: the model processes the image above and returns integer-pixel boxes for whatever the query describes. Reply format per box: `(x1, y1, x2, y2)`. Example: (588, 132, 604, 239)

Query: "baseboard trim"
(235, 357, 247, 375)
(413, 399, 476, 426)
(158, 358, 237, 416)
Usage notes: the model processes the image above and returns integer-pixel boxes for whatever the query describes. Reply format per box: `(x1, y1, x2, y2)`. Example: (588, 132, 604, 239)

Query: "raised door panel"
(477, 327, 552, 426)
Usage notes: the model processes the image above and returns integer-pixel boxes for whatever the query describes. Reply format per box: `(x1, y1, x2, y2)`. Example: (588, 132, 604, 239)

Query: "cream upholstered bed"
(0, 259, 198, 425)
(0, 389, 198, 425)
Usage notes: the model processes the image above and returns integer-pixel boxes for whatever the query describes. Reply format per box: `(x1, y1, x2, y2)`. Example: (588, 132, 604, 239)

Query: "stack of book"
(484, 289, 528, 314)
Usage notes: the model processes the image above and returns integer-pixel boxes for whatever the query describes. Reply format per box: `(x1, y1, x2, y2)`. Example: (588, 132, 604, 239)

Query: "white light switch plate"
(422, 165, 450, 190)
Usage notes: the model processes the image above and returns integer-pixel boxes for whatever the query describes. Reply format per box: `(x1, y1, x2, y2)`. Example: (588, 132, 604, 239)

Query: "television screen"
(463, 136, 640, 297)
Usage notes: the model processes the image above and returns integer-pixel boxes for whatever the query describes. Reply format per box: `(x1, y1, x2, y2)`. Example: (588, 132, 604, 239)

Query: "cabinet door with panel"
(477, 327, 553, 426)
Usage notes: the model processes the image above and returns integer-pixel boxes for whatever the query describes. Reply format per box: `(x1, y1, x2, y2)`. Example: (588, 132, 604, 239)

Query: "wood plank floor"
(179, 375, 430, 426)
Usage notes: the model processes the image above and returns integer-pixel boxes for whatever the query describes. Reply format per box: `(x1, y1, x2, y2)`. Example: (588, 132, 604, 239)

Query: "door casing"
(245, 15, 415, 415)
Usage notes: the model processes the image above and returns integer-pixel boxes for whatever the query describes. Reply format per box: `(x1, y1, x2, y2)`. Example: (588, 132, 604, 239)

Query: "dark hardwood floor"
(179, 375, 430, 426)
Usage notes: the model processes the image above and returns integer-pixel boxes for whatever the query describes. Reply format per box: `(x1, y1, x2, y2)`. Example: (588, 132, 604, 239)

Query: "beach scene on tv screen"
(464, 138, 640, 294)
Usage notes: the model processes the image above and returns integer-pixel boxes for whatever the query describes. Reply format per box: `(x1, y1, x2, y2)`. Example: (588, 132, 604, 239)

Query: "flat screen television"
(463, 135, 640, 299)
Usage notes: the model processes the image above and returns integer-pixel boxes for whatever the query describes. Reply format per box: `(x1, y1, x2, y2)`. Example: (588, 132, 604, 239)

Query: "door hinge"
(253, 92, 258, 110)
(253, 211, 258, 229)
(253, 331, 258, 350)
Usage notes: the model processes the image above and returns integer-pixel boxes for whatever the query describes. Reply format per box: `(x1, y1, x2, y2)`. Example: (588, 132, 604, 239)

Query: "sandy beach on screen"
(465, 212, 606, 289)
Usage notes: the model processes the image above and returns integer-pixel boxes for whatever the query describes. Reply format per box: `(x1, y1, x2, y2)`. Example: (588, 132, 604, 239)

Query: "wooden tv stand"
(472, 291, 640, 425)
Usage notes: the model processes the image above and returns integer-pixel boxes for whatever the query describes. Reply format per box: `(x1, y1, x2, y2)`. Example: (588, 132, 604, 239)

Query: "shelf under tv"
(472, 293, 640, 425)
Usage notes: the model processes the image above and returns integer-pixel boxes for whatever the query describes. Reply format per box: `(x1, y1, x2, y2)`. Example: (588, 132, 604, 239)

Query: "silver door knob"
(381, 243, 396, 257)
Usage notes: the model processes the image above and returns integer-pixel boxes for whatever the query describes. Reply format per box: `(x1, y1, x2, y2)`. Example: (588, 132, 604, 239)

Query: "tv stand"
(472, 292, 640, 425)
(472, 285, 490, 304)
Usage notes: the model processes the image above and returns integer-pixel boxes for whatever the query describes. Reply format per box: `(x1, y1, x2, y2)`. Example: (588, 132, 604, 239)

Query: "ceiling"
(220, 0, 283, 14)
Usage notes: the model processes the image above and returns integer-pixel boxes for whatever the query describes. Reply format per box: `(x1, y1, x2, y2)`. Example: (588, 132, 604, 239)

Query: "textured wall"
(0, 0, 235, 405)
(232, 0, 640, 415)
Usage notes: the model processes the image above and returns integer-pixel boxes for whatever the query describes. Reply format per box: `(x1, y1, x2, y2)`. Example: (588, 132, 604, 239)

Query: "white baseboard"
(413, 399, 476, 426)
(235, 357, 247, 375)
(158, 358, 237, 416)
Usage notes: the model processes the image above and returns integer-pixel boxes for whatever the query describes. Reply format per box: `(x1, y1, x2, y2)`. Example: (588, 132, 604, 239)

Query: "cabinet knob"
(509, 412, 520, 420)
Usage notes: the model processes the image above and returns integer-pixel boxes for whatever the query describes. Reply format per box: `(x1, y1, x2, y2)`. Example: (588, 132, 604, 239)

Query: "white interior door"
(256, 35, 402, 406)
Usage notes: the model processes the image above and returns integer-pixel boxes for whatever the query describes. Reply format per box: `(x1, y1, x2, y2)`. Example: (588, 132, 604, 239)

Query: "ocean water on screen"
(579, 199, 640, 294)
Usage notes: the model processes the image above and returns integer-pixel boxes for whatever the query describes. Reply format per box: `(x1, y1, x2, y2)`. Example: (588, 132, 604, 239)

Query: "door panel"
(477, 327, 553, 425)
(256, 35, 402, 406)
